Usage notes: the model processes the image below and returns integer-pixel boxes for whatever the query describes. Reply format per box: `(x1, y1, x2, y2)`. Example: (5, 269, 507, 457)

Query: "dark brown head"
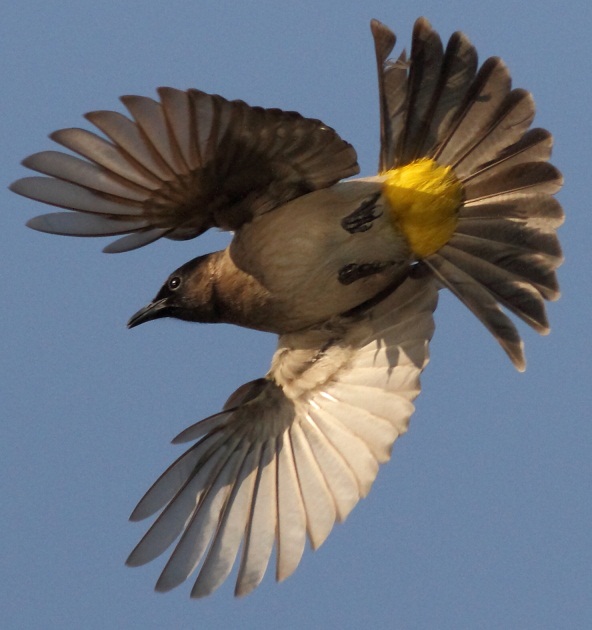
(127, 252, 223, 328)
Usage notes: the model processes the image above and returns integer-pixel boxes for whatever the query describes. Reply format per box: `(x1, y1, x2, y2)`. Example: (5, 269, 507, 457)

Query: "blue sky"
(1, 1, 590, 628)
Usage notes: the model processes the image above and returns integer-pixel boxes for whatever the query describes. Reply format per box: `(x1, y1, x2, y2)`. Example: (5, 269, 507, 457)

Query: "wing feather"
(190, 443, 262, 598)
(25, 212, 148, 237)
(289, 421, 336, 550)
(21, 151, 149, 200)
(275, 428, 307, 582)
(307, 404, 379, 497)
(127, 277, 437, 596)
(120, 94, 189, 174)
(314, 395, 399, 463)
(14, 90, 359, 250)
(155, 441, 249, 592)
(85, 110, 175, 180)
(50, 127, 162, 189)
(299, 415, 359, 522)
(235, 439, 277, 596)
(11, 176, 144, 216)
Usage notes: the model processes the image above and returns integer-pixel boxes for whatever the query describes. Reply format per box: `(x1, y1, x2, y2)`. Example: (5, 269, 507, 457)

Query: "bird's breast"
(229, 179, 413, 333)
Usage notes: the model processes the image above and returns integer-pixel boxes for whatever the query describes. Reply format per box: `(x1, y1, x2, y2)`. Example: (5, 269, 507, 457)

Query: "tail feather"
(438, 244, 550, 332)
(423, 252, 526, 369)
(463, 194, 563, 230)
(397, 17, 444, 164)
(433, 57, 512, 166)
(446, 235, 560, 300)
(451, 88, 535, 178)
(454, 218, 562, 264)
(463, 128, 553, 182)
(371, 18, 564, 367)
(463, 161, 562, 201)
(379, 52, 409, 172)
(411, 30, 478, 161)
(371, 19, 406, 172)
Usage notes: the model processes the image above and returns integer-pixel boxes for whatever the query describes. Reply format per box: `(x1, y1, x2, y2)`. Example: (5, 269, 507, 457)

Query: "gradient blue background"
(2, 1, 589, 628)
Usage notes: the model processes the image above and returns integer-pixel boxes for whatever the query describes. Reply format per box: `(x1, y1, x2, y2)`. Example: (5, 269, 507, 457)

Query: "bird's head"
(127, 252, 222, 328)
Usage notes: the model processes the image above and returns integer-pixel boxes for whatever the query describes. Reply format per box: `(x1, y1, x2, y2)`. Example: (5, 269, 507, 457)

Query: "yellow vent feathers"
(383, 158, 463, 258)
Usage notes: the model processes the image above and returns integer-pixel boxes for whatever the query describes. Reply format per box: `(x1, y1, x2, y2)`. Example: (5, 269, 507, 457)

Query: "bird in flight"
(11, 17, 563, 598)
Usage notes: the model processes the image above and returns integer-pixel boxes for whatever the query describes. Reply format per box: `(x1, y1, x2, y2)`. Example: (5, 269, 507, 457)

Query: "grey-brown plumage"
(14, 90, 359, 251)
(11, 17, 563, 597)
(370, 17, 563, 369)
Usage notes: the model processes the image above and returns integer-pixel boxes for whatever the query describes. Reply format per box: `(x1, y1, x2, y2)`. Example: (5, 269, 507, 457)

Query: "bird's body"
(135, 164, 463, 334)
(228, 178, 411, 332)
(11, 17, 563, 598)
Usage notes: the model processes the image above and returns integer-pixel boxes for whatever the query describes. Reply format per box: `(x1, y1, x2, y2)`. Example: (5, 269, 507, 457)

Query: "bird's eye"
(168, 276, 181, 290)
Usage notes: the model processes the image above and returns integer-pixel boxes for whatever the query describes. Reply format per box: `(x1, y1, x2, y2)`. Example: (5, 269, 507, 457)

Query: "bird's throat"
(382, 158, 463, 258)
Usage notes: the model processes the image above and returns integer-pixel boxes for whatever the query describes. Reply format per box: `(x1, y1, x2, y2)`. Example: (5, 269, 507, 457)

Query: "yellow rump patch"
(383, 158, 463, 258)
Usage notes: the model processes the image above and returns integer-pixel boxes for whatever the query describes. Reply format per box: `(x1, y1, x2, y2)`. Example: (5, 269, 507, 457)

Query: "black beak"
(127, 298, 170, 328)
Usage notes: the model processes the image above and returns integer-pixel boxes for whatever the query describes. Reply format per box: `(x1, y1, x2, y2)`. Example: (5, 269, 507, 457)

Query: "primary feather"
(126, 277, 437, 597)
(12, 89, 359, 252)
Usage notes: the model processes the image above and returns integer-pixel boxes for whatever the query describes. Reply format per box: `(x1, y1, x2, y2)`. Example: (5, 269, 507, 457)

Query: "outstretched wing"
(126, 276, 437, 598)
(371, 18, 564, 369)
(11, 88, 359, 252)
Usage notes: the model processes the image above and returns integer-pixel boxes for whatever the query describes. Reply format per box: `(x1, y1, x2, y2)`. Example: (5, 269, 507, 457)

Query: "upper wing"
(371, 18, 564, 369)
(11, 88, 359, 252)
(126, 275, 437, 598)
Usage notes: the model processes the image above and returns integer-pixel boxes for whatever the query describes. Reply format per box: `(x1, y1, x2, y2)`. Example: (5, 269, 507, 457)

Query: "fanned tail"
(372, 18, 564, 368)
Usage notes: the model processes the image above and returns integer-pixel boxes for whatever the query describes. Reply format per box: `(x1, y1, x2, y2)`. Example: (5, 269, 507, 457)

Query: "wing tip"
(128, 508, 146, 523)
(125, 547, 146, 568)
(25, 215, 49, 234)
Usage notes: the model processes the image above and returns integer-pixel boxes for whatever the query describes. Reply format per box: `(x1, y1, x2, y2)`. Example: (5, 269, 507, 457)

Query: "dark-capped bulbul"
(11, 17, 563, 598)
